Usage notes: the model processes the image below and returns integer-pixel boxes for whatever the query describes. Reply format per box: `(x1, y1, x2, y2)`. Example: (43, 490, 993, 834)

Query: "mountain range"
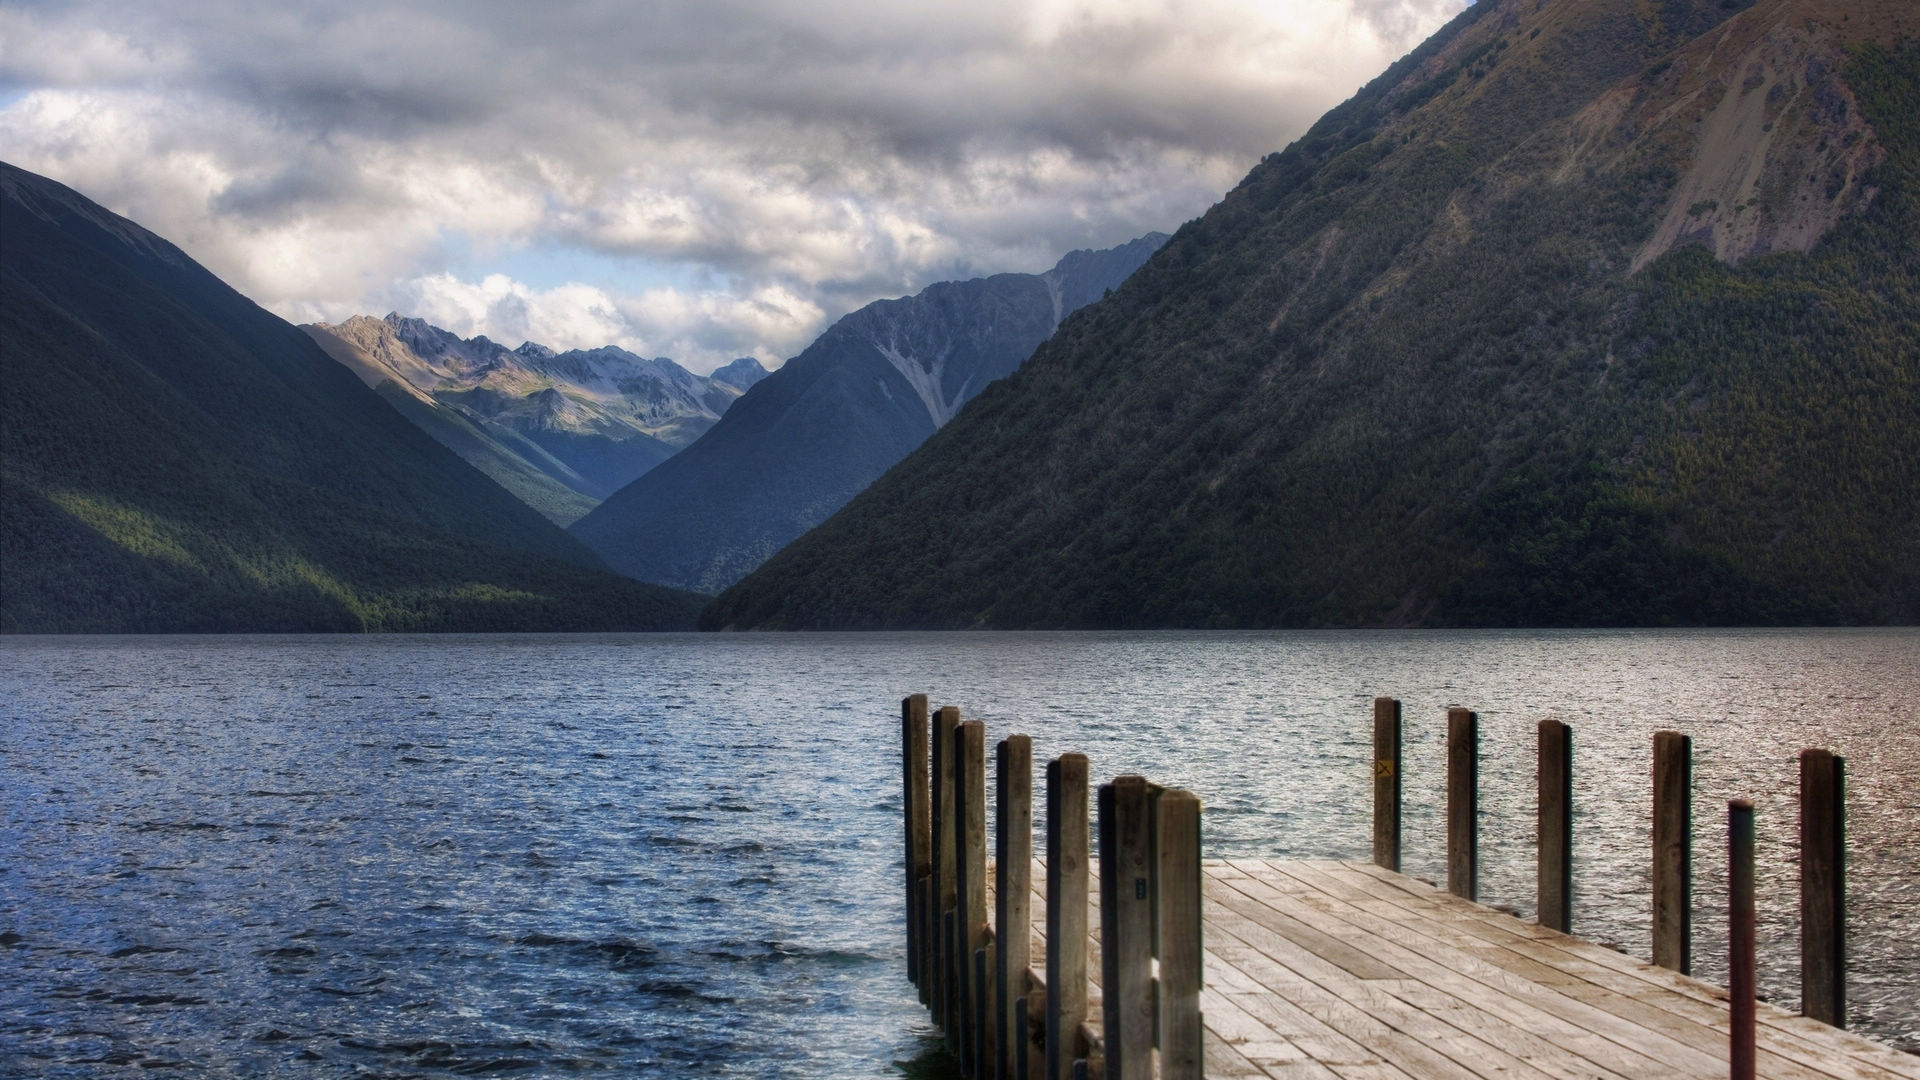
(303, 314, 766, 525)
(568, 234, 1167, 592)
(704, 0, 1920, 629)
(0, 162, 705, 632)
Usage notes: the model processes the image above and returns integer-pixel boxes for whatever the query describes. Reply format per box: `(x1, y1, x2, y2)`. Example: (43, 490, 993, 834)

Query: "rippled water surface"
(2, 629, 1916, 1076)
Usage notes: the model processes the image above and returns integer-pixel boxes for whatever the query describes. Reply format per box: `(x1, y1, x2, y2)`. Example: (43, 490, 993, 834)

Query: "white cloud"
(383, 273, 824, 372)
(0, 0, 1468, 368)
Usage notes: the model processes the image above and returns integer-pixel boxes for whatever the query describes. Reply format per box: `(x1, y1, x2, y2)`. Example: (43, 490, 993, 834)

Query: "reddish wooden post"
(1801, 748, 1846, 1027)
(1730, 798, 1757, 1080)
(1447, 708, 1478, 901)
(1652, 730, 1692, 974)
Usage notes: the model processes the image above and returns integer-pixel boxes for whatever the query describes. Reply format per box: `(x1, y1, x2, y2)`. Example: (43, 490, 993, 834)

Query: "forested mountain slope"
(706, 0, 1920, 629)
(570, 235, 1165, 593)
(0, 163, 705, 632)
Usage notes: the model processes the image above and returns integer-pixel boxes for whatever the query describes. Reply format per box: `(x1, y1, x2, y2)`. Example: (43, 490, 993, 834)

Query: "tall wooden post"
(996, 736, 1034, 1080)
(1046, 753, 1090, 1080)
(1800, 748, 1846, 1027)
(1652, 730, 1692, 974)
(1447, 708, 1478, 901)
(1157, 789, 1204, 1080)
(1373, 697, 1402, 871)
(955, 720, 988, 1074)
(1730, 798, 1757, 1080)
(933, 705, 961, 1033)
(903, 694, 931, 987)
(1099, 777, 1153, 1080)
(1537, 719, 1573, 933)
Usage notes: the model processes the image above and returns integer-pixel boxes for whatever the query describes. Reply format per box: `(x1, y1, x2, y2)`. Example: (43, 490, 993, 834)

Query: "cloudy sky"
(1, 0, 1465, 372)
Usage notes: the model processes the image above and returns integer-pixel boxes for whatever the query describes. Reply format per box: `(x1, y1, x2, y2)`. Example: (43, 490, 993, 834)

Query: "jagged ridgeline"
(0, 164, 706, 632)
(706, 0, 1920, 629)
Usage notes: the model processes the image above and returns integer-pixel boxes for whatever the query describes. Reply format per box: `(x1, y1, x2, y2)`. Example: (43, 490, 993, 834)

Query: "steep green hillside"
(1, 163, 705, 632)
(706, 0, 1919, 629)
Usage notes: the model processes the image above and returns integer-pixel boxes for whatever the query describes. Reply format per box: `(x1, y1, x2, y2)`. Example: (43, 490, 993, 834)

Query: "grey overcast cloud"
(0, 0, 1464, 372)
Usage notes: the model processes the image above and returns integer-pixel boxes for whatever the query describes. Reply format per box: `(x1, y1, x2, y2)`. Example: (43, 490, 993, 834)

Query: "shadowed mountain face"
(568, 234, 1168, 593)
(0, 162, 706, 632)
(304, 314, 768, 524)
(704, 0, 1920, 630)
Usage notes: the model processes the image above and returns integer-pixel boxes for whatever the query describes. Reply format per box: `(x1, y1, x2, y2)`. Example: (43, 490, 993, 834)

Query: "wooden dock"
(901, 695, 1920, 1080)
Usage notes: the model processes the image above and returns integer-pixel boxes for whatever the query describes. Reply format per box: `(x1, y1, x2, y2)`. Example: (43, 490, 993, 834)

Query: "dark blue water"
(3, 630, 1916, 1076)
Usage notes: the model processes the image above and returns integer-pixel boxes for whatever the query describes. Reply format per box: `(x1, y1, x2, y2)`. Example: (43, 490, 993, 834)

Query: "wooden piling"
(1447, 707, 1478, 901)
(1652, 729, 1693, 974)
(1099, 776, 1153, 1080)
(934, 705, 960, 1034)
(956, 720, 988, 1074)
(1373, 697, 1402, 872)
(1538, 719, 1573, 933)
(975, 946, 992, 1077)
(903, 694, 930, 986)
(1801, 748, 1846, 1027)
(996, 736, 1034, 1080)
(945, 908, 960, 1051)
(1730, 798, 1757, 1080)
(1156, 788, 1204, 1080)
(1046, 753, 1090, 1080)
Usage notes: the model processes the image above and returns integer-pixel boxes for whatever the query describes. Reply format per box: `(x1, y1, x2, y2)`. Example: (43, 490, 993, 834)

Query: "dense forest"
(705, 0, 1919, 629)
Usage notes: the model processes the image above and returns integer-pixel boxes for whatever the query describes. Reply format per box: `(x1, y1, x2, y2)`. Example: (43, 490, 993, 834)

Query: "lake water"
(2, 629, 1916, 1076)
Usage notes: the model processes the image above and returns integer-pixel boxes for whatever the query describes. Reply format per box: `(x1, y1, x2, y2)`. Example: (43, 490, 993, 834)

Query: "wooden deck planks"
(980, 857, 1914, 1080)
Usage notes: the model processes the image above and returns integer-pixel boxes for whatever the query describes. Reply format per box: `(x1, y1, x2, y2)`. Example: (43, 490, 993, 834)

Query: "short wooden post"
(1538, 719, 1573, 933)
(1099, 776, 1153, 1080)
(933, 705, 960, 1034)
(1730, 798, 1757, 1080)
(1373, 697, 1402, 871)
(1046, 753, 1090, 1080)
(1652, 730, 1692, 974)
(1447, 707, 1478, 901)
(903, 694, 931, 986)
(1800, 748, 1846, 1027)
(996, 736, 1034, 1080)
(955, 720, 988, 1074)
(1157, 789, 1204, 1080)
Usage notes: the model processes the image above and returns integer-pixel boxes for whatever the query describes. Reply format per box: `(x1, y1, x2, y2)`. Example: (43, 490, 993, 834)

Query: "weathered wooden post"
(1157, 788, 1204, 1080)
(1447, 707, 1478, 901)
(933, 705, 961, 1036)
(1801, 748, 1846, 1027)
(1046, 753, 1090, 1080)
(1099, 776, 1153, 1080)
(1538, 719, 1573, 933)
(996, 735, 1034, 1080)
(903, 694, 931, 989)
(1652, 730, 1692, 974)
(1730, 798, 1757, 1080)
(1373, 697, 1402, 872)
(955, 720, 988, 1074)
